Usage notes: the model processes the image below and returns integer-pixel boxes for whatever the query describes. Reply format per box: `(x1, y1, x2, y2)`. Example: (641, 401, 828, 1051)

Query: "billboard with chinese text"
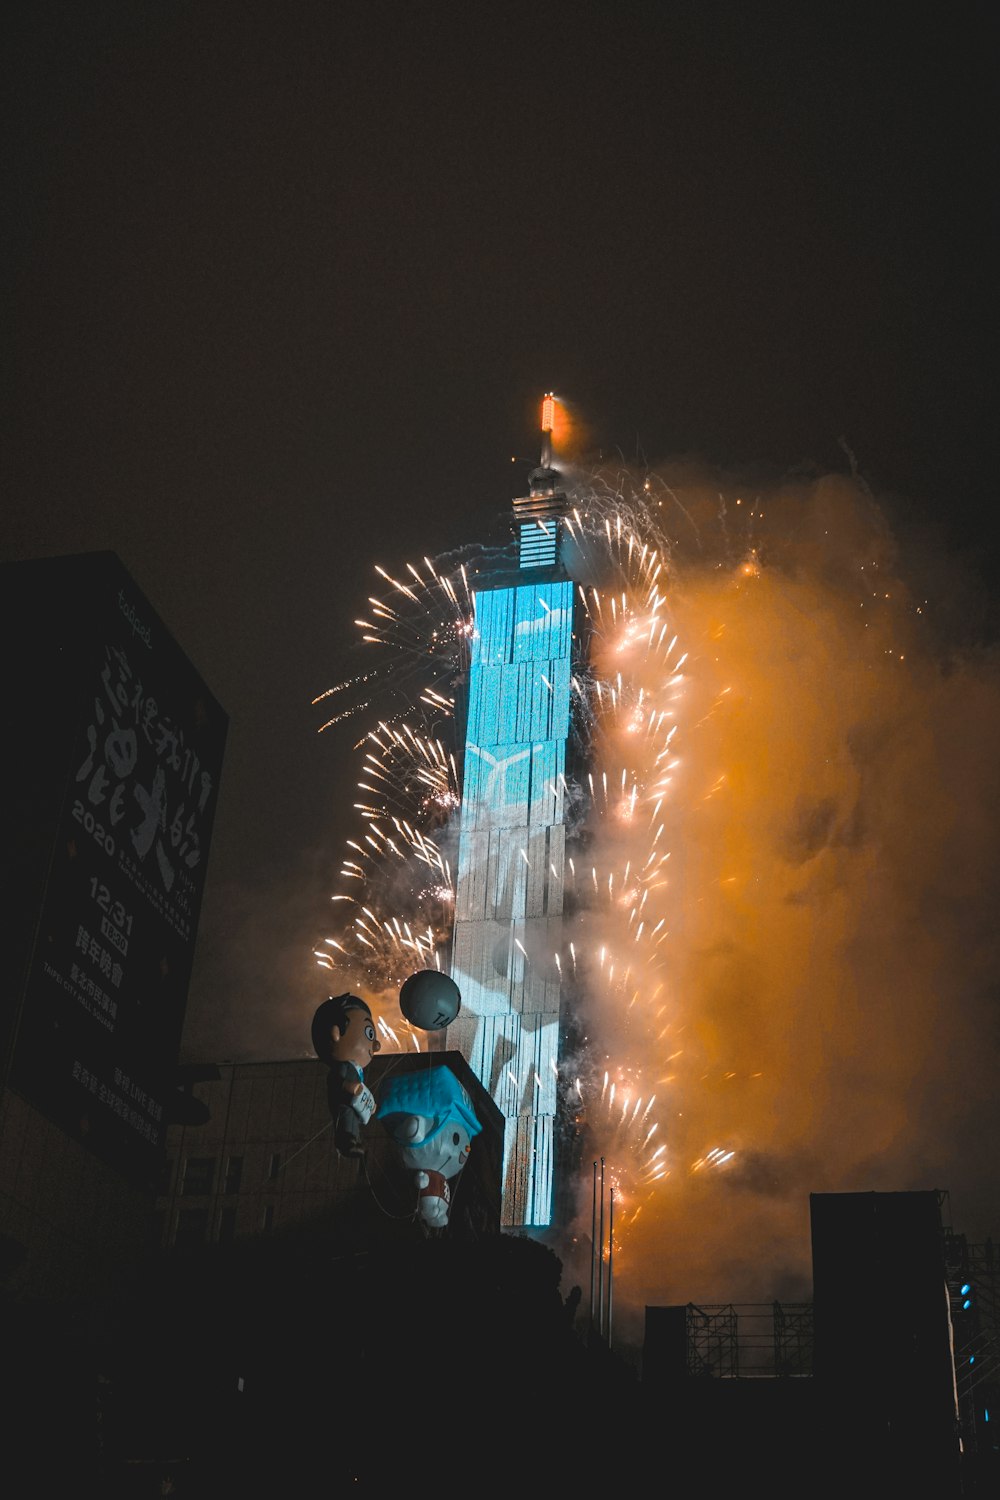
(0, 552, 228, 1187)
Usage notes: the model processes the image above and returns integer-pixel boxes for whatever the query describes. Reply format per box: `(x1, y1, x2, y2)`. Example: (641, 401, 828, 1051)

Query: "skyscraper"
(444, 398, 580, 1226)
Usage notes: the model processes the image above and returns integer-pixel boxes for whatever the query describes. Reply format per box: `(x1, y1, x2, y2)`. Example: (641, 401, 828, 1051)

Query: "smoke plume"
(560, 460, 1000, 1354)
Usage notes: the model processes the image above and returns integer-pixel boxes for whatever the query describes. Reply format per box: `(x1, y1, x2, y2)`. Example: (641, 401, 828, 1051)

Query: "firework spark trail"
(559, 465, 868, 1262)
(312, 550, 485, 1038)
(313, 474, 709, 1184)
(314, 456, 1000, 1346)
(555, 459, 1000, 1361)
(311, 547, 485, 737)
(556, 477, 693, 1200)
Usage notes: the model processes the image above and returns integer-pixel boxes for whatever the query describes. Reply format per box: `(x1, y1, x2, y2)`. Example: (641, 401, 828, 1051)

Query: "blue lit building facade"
(444, 453, 578, 1227)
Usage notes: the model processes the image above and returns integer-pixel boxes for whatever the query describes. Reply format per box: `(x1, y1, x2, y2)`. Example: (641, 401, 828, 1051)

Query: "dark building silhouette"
(0, 552, 228, 1496)
(811, 1190, 962, 1489)
(152, 1050, 505, 1256)
(151, 1056, 999, 1497)
(117, 1048, 624, 1492)
(0, 552, 228, 1307)
(641, 1190, 999, 1498)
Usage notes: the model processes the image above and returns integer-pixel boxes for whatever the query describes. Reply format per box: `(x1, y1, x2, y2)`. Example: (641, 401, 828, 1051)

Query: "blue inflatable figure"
(376, 1066, 482, 1227)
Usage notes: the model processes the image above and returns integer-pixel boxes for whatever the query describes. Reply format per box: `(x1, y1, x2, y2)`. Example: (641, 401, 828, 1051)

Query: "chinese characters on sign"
(6, 555, 227, 1186)
(73, 637, 215, 934)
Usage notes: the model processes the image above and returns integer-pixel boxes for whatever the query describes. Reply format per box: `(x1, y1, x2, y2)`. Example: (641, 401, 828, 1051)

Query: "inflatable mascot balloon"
(311, 993, 381, 1158)
(376, 1065, 481, 1227)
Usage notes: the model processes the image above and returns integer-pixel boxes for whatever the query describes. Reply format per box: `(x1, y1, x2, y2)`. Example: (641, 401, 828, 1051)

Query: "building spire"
(540, 390, 555, 469)
(513, 392, 568, 570)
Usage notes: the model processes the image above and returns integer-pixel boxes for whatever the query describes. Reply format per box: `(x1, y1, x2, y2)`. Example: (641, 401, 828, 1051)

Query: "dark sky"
(3, 0, 995, 1139)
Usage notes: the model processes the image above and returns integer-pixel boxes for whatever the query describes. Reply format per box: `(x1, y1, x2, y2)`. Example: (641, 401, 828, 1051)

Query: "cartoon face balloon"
(376, 1066, 483, 1228)
(376, 1065, 482, 1181)
(389, 1112, 475, 1179)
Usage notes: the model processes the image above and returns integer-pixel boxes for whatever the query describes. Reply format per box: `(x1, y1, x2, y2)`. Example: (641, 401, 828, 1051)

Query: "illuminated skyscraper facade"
(445, 403, 577, 1226)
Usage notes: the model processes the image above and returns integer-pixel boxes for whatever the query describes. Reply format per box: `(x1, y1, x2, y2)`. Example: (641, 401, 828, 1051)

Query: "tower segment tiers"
(445, 575, 576, 1227)
(513, 476, 566, 569)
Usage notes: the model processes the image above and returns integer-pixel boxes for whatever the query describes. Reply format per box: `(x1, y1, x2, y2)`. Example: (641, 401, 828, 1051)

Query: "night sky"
(4, 3, 996, 1312)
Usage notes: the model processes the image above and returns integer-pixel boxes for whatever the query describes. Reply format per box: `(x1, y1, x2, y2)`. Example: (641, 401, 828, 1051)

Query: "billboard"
(0, 552, 228, 1187)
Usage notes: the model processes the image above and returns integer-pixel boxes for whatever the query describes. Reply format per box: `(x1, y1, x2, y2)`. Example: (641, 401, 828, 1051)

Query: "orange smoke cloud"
(561, 464, 1000, 1352)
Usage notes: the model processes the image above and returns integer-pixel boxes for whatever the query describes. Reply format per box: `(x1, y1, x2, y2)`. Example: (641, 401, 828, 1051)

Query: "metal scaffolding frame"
(684, 1302, 815, 1379)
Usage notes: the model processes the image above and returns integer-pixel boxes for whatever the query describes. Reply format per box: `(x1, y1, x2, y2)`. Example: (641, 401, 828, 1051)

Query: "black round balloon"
(398, 969, 462, 1031)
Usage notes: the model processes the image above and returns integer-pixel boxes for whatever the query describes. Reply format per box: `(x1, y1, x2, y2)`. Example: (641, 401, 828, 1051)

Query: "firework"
(312, 548, 485, 1008)
(314, 447, 952, 1310)
(313, 465, 718, 1198)
(311, 548, 486, 735)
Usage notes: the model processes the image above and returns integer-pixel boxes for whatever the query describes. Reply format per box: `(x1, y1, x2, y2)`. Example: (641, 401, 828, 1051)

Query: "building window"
(218, 1206, 237, 1244)
(268, 1153, 281, 1180)
(262, 1205, 274, 1233)
(181, 1157, 215, 1196)
(224, 1155, 244, 1194)
(174, 1208, 208, 1249)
